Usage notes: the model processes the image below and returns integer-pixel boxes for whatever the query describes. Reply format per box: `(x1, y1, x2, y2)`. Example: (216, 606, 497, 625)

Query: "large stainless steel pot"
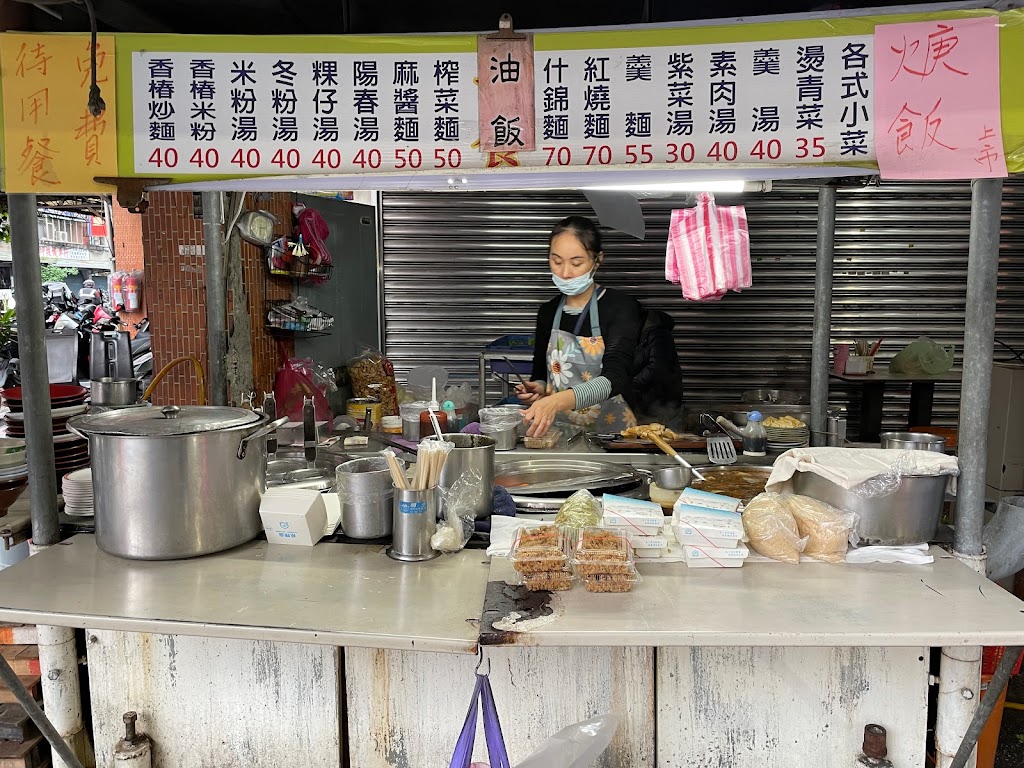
(68, 405, 288, 560)
(879, 432, 946, 452)
(791, 471, 947, 546)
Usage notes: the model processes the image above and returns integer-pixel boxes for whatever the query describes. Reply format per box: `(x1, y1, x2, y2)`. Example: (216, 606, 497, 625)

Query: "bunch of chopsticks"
(855, 338, 883, 357)
(382, 441, 453, 491)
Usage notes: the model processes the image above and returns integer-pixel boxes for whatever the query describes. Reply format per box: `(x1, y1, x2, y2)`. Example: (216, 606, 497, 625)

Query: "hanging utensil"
(701, 413, 738, 465)
(648, 432, 706, 483)
(501, 356, 528, 389)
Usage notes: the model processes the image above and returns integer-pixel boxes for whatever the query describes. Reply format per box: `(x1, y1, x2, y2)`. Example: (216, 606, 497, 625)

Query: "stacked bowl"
(2, 385, 90, 485)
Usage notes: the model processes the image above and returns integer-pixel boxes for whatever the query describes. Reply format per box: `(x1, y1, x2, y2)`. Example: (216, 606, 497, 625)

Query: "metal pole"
(201, 191, 228, 406)
(810, 185, 837, 447)
(8, 194, 59, 546)
(948, 647, 1024, 768)
(954, 178, 1003, 558)
(0, 652, 85, 768)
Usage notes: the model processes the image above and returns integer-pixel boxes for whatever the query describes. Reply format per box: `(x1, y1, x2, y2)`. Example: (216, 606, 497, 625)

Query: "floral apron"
(547, 288, 638, 433)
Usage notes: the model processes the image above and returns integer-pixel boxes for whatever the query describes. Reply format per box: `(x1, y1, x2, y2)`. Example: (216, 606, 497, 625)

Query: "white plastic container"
(260, 488, 328, 546)
(630, 534, 669, 558)
(603, 513, 664, 534)
(673, 502, 744, 540)
(679, 487, 741, 513)
(684, 543, 749, 568)
(673, 523, 742, 550)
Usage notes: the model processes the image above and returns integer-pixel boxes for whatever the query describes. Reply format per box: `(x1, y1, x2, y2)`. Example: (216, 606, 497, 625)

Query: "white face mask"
(551, 271, 595, 296)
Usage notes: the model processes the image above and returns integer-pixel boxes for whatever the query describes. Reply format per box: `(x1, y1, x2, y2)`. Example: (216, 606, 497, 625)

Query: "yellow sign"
(0, 33, 117, 193)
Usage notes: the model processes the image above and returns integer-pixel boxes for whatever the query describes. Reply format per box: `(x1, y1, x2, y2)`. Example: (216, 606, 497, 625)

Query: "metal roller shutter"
(381, 180, 1024, 432)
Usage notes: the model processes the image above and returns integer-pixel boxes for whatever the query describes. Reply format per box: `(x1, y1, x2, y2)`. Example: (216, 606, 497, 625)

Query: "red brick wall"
(138, 191, 294, 406)
(111, 203, 146, 333)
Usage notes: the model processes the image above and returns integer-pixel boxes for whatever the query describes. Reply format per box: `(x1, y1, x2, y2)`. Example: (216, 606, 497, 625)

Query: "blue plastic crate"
(485, 334, 535, 352)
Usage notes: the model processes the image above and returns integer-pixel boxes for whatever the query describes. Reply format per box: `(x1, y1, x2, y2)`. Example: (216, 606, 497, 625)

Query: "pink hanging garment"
(665, 192, 751, 301)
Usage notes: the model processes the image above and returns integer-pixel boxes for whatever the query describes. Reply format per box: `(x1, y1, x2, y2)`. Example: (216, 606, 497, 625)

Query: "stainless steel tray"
(495, 458, 639, 496)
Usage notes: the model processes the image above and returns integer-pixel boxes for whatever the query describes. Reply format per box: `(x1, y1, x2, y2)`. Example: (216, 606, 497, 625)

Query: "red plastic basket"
(982, 646, 1023, 676)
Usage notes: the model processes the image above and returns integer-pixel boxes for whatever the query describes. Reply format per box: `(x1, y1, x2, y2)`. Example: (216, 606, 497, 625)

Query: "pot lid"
(70, 405, 262, 436)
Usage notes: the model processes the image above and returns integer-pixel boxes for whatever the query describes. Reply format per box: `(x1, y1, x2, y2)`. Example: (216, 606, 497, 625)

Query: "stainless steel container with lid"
(791, 471, 947, 546)
(68, 405, 287, 560)
(424, 434, 495, 520)
(879, 432, 946, 452)
(336, 457, 395, 539)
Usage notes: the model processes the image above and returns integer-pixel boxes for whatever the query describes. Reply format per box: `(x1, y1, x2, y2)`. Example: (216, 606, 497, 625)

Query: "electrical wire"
(995, 338, 1024, 364)
(9, 0, 104, 116)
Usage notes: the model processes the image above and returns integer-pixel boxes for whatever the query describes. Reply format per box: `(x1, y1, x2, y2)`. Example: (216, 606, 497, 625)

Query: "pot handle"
(237, 415, 291, 460)
(66, 422, 88, 441)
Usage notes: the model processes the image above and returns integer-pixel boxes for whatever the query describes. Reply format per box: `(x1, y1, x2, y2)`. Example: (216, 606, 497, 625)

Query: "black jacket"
(631, 308, 684, 422)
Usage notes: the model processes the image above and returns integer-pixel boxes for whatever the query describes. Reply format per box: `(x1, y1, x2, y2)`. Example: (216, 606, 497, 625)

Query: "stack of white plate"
(766, 426, 810, 451)
(62, 468, 94, 517)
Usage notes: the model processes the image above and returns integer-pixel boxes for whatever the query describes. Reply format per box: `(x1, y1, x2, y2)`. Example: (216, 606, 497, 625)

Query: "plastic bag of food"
(889, 337, 955, 376)
(432, 469, 481, 553)
(783, 494, 857, 563)
(346, 346, 399, 416)
(742, 493, 806, 564)
(555, 489, 602, 529)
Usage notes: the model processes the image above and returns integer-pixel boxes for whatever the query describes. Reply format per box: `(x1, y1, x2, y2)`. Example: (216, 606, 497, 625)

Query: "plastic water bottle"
(743, 410, 767, 457)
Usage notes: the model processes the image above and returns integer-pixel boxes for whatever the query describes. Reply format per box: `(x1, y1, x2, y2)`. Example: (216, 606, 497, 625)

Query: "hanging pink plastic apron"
(547, 288, 637, 433)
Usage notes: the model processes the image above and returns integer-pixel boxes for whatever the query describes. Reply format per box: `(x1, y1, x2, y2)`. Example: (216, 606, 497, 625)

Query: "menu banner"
(131, 35, 875, 176)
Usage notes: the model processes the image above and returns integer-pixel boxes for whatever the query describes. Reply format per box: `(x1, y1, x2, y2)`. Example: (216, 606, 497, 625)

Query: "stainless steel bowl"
(879, 432, 946, 452)
(792, 471, 948, 545)
(653, 465, 692, 490)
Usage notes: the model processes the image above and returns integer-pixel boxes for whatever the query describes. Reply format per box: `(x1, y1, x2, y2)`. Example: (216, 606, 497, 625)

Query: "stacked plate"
(766, 425, 810, 451)
(62, 469, 94, 517)
(1, 385, 90, 483)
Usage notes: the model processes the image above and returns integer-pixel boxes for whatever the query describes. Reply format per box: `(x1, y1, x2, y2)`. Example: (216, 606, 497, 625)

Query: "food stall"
(0, 5, 1022, 768)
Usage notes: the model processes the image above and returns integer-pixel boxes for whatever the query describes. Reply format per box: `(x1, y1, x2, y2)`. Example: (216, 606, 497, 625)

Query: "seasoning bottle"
(419, 408, 448, 440)
(442, 400, 458, 431)
(743, 410, 767, 456)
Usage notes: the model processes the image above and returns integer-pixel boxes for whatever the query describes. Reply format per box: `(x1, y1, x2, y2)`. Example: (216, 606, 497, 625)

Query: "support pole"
(810, 185, 837, 447)
(936, 646, 983, 768)
(202, 191, 228, 405)
(954, 178, 1003, 558)
(8, 194, 58, 544)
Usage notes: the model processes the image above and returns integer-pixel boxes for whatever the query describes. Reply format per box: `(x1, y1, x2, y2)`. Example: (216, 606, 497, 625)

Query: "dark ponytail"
(549, 215, 602, 259)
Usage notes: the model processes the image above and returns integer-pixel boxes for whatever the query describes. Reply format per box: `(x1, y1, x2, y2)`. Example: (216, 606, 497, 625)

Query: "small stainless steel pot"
(91, 377, 138, 407)
(879, 432, 946, 452)
(653, 465, 692, 490)
(336, 457, 395, 539)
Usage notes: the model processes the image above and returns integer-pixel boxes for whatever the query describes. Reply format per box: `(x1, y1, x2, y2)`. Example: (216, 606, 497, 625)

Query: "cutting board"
(601, 437, 740, 453)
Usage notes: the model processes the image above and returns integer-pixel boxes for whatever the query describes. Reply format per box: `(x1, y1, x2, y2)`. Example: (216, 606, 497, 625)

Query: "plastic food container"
(603, 513, 665, 535)
(574, 527, 634, 575)
(583, 569, 641, 593)
(678, 487, 742, 513)
(673, 503, 745, 540)
(510, 525, 568, 574)
(684, 544, 750, 568)
(673, 524, 742, 550)
(522, 567, 575, 591)
(381, 416, 403, 435)
(629, 534, 669, 558)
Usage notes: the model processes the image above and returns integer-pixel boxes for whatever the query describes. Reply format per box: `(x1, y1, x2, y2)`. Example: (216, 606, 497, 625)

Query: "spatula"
(701, 413, 738, 465)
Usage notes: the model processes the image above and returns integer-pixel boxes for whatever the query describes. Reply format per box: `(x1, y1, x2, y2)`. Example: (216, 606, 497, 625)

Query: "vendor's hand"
(515, 380, 546, 405)
(522, 390, 574, 438)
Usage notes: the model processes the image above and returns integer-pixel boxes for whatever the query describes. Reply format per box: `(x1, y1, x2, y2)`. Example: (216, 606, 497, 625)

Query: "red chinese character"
(922, 98, 957, 151)
(19, 88, 48, 125)
(890, 23, 969, 80)
(14, 43, 51, 78)
(975, 126, 1000, 172)
(18, 136, 60, 186)
(888, 103, 921, 155)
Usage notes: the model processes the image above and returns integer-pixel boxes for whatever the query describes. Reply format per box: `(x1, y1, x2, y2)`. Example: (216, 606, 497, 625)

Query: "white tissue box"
(684, 543, 749, 568)
(673, 523, 742, 550)
(679, 487, 742, 513)
(673, 503, 744, 540)
(260, 489, 328, 546)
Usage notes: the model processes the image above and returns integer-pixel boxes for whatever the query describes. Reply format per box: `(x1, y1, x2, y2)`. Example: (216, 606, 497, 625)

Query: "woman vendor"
(519, 216, 680, 437)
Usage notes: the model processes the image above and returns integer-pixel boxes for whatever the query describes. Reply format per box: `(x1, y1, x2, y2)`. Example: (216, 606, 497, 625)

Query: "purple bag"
(449, 673, 511, 768)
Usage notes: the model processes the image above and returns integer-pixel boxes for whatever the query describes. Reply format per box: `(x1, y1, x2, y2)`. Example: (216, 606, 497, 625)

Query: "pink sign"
(874, 16, 1007, 180)
(477, 34, 536, 153)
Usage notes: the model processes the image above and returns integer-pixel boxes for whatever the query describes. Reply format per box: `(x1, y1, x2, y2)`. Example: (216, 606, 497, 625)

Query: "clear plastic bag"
(514, 714, 621, 768)
(783, 494, 858, 563)
(889, 337, 955, 376)
(983, 496, 1024, 580)
(479, 407, 525, 430)
(742, 492, 806, 565)
(554, 489, 602, 529)
(433, 469, 482, 553)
